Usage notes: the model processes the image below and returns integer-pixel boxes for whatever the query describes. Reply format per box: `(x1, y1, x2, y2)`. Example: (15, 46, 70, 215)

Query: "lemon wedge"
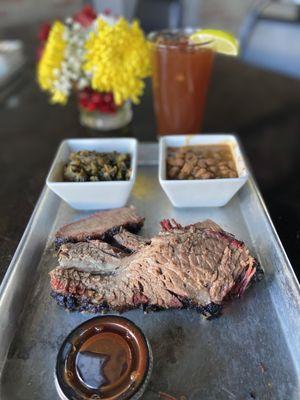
(189, 29, 239, 56)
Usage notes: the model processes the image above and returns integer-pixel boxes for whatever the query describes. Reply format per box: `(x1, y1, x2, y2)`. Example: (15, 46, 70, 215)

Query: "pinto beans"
(166, 145, 238, 180)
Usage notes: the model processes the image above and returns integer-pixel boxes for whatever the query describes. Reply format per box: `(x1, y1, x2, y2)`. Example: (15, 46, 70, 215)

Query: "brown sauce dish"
(55, 316, 153, 400)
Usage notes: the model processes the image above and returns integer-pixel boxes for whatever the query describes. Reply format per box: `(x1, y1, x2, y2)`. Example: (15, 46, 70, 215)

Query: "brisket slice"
(50, 219, 262, 318)
(58, 241, 126, 273)
(112, 228, 150, 252)
(55, 206, 144, 247)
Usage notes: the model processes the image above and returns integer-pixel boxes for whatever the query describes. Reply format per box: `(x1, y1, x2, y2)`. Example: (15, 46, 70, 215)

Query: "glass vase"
(79, 101, 132, 130)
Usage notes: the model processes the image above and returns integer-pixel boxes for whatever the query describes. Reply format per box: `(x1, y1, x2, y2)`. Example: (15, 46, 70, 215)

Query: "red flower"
(38, 22, 51, 42)
(37, 22, 52, 60)
(78, 88, 117, 113)
(88, 102, 96, 112)
(73, 5, 97, 27)
(104, 8, 112, 15)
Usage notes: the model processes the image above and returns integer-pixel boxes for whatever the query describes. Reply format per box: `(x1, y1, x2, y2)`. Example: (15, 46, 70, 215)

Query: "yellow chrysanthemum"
(84, 18, 151, 105)
(37, 21, 68, 104)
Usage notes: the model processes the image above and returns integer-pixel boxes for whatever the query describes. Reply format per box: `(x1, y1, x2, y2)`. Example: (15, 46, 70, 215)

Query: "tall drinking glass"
(149, 29, 214, 135)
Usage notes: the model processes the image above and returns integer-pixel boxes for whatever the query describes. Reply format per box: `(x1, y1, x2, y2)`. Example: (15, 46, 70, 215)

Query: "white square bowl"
(46, 138, 137, 210)
(159, 134, 249, 207)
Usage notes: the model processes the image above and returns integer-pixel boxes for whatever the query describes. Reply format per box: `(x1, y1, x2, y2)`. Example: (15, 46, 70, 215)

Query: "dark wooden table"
(1, 55, 300, 283)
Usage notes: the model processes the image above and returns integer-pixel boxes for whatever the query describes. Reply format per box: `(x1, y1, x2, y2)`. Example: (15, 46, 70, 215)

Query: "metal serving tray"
(0, 143, 299, 400)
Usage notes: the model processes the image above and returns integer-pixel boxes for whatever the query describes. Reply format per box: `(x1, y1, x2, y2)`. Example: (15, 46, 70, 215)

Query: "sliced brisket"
(55, 206, 144, 247)
(58, 241, 126, 273)
(50, 219, 262, 317)
(112, 228, 150, 252)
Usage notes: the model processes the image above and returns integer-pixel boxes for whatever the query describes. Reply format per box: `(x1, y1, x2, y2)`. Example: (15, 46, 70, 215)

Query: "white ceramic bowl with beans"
(159, 134, 249, 207)
(46, 138, 137, 210)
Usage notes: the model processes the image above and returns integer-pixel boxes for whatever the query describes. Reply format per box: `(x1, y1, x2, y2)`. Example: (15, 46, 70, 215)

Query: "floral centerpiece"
(37, 6, 151, 130)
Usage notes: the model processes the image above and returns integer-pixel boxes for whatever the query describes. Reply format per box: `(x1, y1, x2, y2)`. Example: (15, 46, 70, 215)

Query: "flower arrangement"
(37, 6, 151, 123)
(84, 18, 151, 105)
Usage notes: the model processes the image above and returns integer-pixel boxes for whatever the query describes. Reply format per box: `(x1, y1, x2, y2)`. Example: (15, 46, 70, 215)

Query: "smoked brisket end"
(55, 206, 145, 247)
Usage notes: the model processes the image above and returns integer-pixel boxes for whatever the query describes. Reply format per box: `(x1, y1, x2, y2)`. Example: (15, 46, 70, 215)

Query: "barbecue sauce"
(76, 332, 132, 390)
(55, 316, 152, 400)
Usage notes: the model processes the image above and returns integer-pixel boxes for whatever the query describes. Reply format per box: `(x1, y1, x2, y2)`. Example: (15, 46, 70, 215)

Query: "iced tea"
(149, 30, 214, 135)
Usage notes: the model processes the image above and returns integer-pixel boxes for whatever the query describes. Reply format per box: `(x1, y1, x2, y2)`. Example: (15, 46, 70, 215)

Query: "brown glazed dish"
(55, 316, 152, 400)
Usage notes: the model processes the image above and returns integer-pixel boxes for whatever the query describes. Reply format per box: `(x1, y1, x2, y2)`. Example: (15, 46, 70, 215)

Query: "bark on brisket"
(50, 219, 262, 315)
(50, 291, 222, 318)
(55, 206, 144, 247)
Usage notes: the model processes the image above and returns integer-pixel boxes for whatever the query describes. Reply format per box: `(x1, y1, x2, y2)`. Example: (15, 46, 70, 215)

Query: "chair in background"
(240, 1, 300, 79)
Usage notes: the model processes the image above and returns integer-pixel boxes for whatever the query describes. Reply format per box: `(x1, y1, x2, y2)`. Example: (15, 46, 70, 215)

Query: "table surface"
(0, 55, 300, 284)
